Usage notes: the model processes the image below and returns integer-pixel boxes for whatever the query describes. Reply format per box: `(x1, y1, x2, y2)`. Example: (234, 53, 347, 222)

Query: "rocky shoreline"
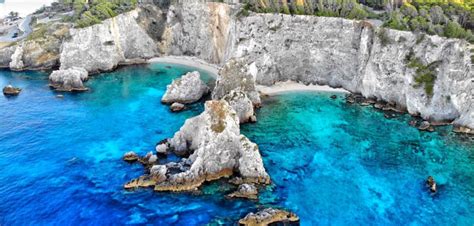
(0, 1, 471, 133)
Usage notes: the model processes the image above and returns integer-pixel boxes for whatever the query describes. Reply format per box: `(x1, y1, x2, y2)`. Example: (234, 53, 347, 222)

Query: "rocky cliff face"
(225, 14, 473, 129)
(60, 9, 158, 73)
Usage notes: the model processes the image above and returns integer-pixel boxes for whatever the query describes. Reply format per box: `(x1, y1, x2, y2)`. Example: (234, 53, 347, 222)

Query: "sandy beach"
(148, 56, 219, 77)
(149, 57, 349, 95)
(257, 81, 349, 95)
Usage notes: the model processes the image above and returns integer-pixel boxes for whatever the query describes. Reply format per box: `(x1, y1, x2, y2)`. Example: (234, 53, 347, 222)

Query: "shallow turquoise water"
(0, 64, 472, 225)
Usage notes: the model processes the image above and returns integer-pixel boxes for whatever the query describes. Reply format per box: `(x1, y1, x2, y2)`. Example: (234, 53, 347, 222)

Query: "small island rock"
(227, 183, 258, 200)
(123, 151, 139, 162)
(49, 67, 89, 92)
(161, 71, 209, 104)
(170, 102, 185, 112)
(3, 85, 21, 96)
(239, 208, 300, 226)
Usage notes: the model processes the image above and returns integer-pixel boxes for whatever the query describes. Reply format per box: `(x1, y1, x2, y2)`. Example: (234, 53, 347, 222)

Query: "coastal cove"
(0, 63, 473, 225)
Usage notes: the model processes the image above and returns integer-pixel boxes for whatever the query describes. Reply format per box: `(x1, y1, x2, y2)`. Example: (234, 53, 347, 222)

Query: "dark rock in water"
(453, 125, 474, 134)
(330, 95, 337, 99)
(123, 151, 139, 162)
(170, 102, 185, 112)
(384, 113, 397, 119)
(3, 85, 21, 96)
(374, 102, 385, 109)
(426, 176, 437, 193)
(346, 95, 355, 104)
(227, 183, 258, 200)
(418, 121, 434, 132)
(409, 120, 417, 127)
(239, 208, 300, 226)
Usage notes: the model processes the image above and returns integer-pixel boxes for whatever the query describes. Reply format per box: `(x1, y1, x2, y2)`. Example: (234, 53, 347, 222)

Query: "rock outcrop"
(212, 58, 261, 106)
(227, 183, 258, 200)
(9, 46, 24, 70)
(226, 14, 473, 131)
(125, 100, 270, 192)
(223, 90, 256, 124)
(59, 9, 157, 73)
(2, 85, 21, 96)
(161, 71, 209, 104)
(239, 208, 300, 226)
(49, 67, 89, 92)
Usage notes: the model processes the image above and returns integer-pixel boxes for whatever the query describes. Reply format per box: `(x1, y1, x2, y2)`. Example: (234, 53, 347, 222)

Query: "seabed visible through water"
(0, 63, 472, 225)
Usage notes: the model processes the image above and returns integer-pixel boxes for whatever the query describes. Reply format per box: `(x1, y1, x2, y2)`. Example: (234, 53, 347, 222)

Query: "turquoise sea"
(0, 63, 472, 225)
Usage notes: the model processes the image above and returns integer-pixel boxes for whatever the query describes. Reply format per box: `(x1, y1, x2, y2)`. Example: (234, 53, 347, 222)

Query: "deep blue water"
(0, 64, 473, 225)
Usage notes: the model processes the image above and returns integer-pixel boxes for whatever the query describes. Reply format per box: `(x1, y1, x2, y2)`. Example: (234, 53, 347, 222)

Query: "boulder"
(223, 90, 255, 124)
(49, 67, 89, 92)
(227, 183, 258, 200)
(170, 102, 185, 112)
(426, 176, 437, 193)
(3, 85, 21, 96)
(161, 71, 209, 104)
(212, 58, 261, 107)
(155, 139, 170, 155)
(123, 151, 139, 162)
(150, 165, 167, 183)
(239, 208, 300, 226)
(418, 121, 434, 132)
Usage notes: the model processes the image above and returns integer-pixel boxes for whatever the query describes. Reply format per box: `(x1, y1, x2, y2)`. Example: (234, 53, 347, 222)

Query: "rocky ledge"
(49, 67, 89, 92)
(238, 208, 300, 226)
(161, 71, 209, 104)
(125, 100, 270, 192)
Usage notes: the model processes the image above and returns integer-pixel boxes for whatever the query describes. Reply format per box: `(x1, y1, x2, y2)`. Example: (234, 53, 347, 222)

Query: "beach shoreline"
(258, 81, 349, 96)
(148, 56, 219, 77)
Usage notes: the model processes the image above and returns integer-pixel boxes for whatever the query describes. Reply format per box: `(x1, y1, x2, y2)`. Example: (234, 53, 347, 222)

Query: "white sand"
(258, 81, 349, 95)
(148, 56, 219, 77)
(149, 57, 348, 95)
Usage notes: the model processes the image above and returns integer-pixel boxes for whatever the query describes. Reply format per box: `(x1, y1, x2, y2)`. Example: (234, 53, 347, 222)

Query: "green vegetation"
(405, 51, 441, 96)
(242, 0, 474, 42)
(377, 27, 392, 46)
(58, 0, 138, 28)
(382, 1, 474, 42)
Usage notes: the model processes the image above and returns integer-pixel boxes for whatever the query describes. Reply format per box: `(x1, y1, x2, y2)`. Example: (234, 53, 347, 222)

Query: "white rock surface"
(161, 71, 209, 104)
(223, 89, 255, 124)
(9, 46, 24, 70)
(155, 100, 270, 191)
(59, 9, 157, 73)
(49, 67, 89, 91)
(212, 58, 261, 106)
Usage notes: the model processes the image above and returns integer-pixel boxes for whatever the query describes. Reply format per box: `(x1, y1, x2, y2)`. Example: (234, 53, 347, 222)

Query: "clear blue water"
(0, 64, 473, 225)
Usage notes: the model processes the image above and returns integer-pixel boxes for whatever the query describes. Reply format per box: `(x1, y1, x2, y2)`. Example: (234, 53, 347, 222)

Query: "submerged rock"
(161, 71, 209, 104)
(426, 176, 437, 193)
(418, 121, 434, 132)
(212, 58, 261, 107)
(227, 183, 258, 200)
(223, 90, 255, 124)
(239, 208, 300, 226)
(3, 85, 21, 96)
(170, 102, 185, 112)
(49, 67, 89, 92)
(126, 100, 270, 192)
(123, 151, 139, 162)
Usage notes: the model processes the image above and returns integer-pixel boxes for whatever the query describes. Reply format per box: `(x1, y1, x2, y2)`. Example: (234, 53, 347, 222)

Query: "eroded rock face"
(239, 208, 300, 226)
(161, 71, 209, 104)
(212, 58, 261, 106)
(223, 90, 255, 124)
(60, 9, 157, 73)
(126, 100, 270, 192)
(49, 67, 89, 92)
(9, 46, 24, 71)
(227, 14, 473, 131)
